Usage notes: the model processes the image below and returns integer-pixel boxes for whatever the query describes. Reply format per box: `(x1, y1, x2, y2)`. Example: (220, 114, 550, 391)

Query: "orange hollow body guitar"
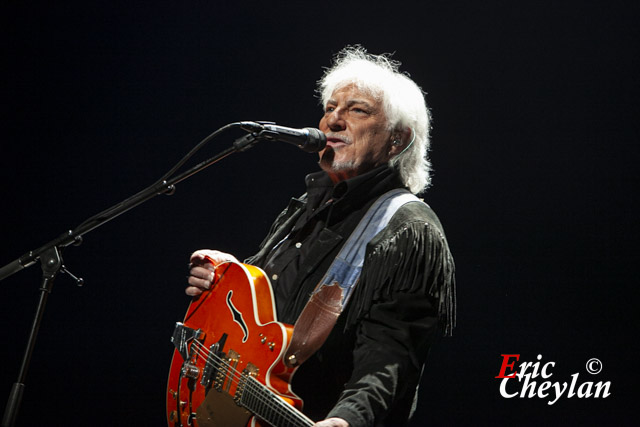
(166, 261, 314, 427)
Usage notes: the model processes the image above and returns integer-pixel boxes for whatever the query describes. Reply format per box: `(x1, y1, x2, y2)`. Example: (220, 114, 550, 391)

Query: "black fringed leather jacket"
(245, 165, 455, 427)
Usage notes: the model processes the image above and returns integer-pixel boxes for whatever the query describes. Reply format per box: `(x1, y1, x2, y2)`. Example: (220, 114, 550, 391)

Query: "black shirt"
(262, 165, 404, 323)
(246, 165, 455, 426)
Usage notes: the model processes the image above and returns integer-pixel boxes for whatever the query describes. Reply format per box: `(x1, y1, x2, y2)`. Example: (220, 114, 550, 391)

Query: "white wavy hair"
(317, 46, 432, 194)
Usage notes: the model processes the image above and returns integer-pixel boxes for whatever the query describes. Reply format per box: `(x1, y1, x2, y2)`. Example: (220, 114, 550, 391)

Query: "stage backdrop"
(1, 2, 637, 426)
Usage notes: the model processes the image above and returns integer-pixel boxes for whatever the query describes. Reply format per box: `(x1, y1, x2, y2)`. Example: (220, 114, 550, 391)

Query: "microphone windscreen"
(302, 128, 327, 153)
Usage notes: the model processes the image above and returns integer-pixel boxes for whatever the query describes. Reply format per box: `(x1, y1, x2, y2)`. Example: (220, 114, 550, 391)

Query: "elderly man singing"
(185, 46, 455, 427)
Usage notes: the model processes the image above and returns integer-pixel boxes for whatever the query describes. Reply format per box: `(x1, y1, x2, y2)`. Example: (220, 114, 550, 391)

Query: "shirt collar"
(304, 165, 405, 214)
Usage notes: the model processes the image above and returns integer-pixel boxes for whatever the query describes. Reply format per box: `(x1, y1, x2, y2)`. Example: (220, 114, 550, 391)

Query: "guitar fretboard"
(237, 374, 314, 427)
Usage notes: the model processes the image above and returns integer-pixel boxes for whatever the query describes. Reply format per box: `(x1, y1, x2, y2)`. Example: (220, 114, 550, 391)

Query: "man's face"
(318, 85, 393, 183)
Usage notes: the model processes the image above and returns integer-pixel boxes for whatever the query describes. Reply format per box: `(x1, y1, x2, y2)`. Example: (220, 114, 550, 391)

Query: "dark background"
(1, 1, 637, 426)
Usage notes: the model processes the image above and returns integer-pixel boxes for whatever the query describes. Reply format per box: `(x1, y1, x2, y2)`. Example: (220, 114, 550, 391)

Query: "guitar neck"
(239, 375, 314, 427)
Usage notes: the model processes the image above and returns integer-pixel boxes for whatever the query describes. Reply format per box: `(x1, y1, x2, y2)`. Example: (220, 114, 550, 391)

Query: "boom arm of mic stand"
(0, 131, 260, 282)
(0, 130, 260, 427)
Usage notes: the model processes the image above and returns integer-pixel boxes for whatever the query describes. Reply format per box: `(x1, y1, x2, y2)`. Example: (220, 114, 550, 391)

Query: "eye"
(325, 105, 336, 113)
(351, 107, 370, 115)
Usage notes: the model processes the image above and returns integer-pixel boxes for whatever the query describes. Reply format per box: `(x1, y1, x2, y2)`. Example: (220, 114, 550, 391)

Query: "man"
(186, 46, 455, 427)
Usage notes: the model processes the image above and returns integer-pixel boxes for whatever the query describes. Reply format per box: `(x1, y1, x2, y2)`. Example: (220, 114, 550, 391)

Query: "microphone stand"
(0, 129, 262, 427)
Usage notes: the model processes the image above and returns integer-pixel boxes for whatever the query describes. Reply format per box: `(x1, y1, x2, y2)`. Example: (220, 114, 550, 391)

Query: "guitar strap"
(284, 188, 421, 367)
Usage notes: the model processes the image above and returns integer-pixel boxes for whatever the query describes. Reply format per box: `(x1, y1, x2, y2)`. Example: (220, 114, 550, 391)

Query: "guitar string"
(185, 339, 312, 426)
(187, 341, 310, 426)
(180, 264, 312, 426)
(244, 375, 314, 426)
(188, 340, 311, 426)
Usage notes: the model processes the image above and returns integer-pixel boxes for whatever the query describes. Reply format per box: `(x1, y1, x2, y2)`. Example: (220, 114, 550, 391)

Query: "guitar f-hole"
(166, 262, 314, 427)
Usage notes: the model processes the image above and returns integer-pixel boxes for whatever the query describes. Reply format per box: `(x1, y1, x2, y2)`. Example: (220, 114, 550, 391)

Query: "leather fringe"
(346, 221, 456, 336)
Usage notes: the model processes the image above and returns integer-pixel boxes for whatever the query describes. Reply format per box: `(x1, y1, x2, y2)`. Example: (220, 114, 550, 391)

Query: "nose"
(325, 108, 346, 132)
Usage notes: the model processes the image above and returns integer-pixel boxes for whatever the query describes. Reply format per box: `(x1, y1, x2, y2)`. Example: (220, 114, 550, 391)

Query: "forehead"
(327, 84, 382, 106)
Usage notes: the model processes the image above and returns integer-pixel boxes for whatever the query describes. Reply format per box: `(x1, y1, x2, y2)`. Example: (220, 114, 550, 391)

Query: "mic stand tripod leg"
(2, 246, 62, 427)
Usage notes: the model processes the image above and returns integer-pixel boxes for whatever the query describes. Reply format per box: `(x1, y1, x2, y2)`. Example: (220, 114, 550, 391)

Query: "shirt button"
(295, 242, 302, 249)
(272, 274, 278, 281)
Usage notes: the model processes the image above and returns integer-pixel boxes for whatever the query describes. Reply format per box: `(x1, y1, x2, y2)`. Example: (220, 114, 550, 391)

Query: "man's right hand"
(186, 249, 239, 296)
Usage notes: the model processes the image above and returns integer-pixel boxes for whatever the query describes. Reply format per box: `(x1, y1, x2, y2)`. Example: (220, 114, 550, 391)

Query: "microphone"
(238, 122, 327, 153)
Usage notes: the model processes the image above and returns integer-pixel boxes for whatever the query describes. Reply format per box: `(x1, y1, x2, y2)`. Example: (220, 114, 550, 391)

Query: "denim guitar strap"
(284, 188, 420, 367)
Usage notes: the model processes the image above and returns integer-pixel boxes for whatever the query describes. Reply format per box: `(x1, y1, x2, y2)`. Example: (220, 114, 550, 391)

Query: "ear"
(388, 128, 413, 157)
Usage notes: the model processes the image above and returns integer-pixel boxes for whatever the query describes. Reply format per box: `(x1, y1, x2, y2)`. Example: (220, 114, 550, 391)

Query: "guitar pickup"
(234, 363, 259, 406)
